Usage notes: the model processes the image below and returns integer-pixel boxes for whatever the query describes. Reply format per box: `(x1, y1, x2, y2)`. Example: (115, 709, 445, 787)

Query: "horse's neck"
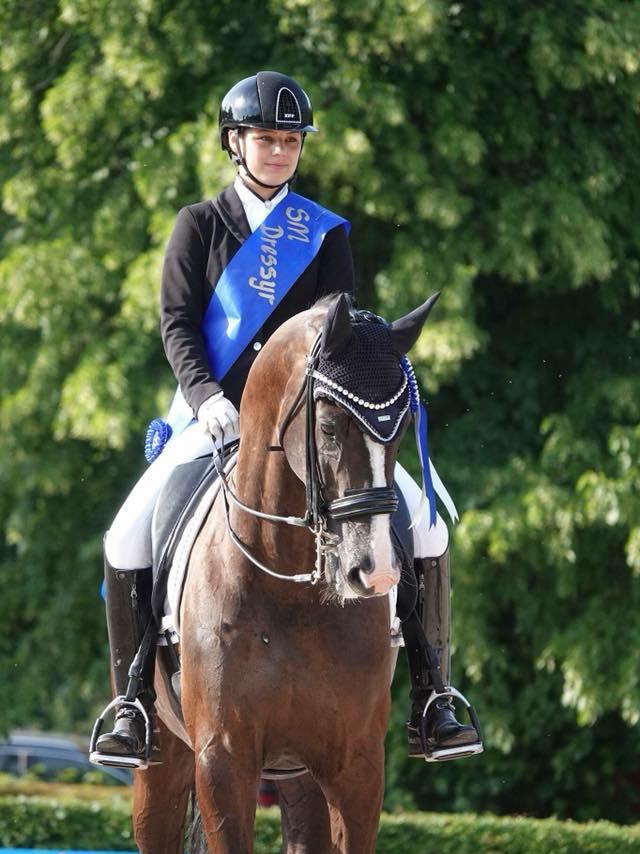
(236, 447, 303, 516)
(233, 434, 310, 564)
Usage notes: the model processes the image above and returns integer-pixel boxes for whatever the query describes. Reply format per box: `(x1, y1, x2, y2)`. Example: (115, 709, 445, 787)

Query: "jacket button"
(253, 341, 262, 351)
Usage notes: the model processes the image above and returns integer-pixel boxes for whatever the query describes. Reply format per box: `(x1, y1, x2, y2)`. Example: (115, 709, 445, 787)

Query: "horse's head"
(274, 292, 440, 601)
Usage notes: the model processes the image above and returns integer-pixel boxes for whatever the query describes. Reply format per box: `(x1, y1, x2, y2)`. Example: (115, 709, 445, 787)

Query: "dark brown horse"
(133, 293, 438, 853)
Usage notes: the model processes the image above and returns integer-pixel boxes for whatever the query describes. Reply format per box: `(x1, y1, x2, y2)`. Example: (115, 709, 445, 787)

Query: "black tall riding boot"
(90, 550, 157, 769)
(404, 550, 483, 762)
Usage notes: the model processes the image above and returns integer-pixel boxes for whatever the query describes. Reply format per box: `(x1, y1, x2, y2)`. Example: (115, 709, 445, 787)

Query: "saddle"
(150, 449, 235, 628)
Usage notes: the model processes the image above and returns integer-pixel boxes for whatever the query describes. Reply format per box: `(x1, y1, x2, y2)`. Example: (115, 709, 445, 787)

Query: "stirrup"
(420, 686, 484, 763)
(89, 696, 152, 770)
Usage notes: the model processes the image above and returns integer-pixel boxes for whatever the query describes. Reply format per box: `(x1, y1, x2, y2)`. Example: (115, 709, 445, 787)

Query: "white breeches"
(104, 430, 449, 570)
(104, 423, 217, 568)
(394, 463, 449, 558)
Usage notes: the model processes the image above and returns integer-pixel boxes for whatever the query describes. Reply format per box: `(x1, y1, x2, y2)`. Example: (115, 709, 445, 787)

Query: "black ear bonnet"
(313, 311, 410, 442)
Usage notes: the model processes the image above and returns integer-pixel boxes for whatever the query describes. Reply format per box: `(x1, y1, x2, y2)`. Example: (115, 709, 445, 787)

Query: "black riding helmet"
(219, 71, 317, 189)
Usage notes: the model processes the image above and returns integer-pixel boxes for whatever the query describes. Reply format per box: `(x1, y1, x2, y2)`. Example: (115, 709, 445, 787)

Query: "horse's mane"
(312, 292, 356, 312)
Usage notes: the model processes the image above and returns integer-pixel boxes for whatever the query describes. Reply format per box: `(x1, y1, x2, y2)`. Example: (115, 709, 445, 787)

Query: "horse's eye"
(319, 422, 336, 437)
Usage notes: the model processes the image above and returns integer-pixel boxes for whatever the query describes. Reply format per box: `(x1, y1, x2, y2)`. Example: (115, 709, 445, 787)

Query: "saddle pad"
(152, 455, 216, 584)
(159, 452, 237, 639)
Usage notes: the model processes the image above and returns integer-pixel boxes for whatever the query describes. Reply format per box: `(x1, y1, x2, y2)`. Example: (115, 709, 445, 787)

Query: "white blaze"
(362, 436, 396, 592)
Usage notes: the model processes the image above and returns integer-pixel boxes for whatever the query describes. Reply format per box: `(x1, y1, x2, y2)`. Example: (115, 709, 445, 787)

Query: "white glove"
(197, 392, 240, 446)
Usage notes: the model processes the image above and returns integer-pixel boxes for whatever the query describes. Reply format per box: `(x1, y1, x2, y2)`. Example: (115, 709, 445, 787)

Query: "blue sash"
(202, 191, 349, 381)
(145, 192, 349, 461)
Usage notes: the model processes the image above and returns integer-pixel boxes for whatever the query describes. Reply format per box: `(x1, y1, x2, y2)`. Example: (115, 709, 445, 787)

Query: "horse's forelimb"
(278, 772, 332, 854)
(132, 717, 195, 854)
(194, 738, 260, 854)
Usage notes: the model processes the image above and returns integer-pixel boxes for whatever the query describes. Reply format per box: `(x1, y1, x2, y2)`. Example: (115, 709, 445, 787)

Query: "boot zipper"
(131, 583, 139, 621)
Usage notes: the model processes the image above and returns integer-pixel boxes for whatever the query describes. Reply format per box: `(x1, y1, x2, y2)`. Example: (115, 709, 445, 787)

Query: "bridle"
(213, 332, 400, 585)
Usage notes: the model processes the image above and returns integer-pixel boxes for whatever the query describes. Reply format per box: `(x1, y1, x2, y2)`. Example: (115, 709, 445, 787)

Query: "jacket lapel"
(212, 185, 251, 244)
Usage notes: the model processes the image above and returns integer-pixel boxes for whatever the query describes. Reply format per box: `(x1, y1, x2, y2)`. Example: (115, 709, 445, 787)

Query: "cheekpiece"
(313, 313, 410, 442)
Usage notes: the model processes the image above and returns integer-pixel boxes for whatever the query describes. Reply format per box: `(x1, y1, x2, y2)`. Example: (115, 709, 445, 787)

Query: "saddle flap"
(151, 445, 239, 630)
(151, 455, 216, 578)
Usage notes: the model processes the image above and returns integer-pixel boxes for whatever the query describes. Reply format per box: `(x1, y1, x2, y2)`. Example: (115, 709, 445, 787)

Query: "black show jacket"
(161, 184, 355, 413)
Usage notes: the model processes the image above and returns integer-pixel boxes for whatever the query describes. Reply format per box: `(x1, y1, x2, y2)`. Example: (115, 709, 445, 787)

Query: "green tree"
(1, 0, 638, 822)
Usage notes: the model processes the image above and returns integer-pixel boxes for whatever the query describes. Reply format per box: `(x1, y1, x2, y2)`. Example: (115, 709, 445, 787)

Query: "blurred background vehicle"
(0, 730, 132, 786)
(257, 778, 278, 808)
(0, 730, 279, 805)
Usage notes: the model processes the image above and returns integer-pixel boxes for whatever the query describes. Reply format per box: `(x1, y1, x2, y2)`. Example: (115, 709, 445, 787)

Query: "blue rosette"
(144, 417, 173, 463)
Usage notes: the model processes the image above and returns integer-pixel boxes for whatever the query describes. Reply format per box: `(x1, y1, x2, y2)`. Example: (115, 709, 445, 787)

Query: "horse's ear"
(321, 293, 353, 357)
(389, 292, 441, 355)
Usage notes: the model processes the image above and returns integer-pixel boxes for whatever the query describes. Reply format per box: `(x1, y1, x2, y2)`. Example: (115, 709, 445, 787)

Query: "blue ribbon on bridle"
(401, 356, 437, 528)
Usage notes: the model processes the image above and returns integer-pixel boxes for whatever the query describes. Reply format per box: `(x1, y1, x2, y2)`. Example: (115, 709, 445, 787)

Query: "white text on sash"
(248, 206, 312, 305)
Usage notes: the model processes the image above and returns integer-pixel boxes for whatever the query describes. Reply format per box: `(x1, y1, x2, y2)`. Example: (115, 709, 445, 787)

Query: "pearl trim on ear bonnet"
(312, 314, 410, 442)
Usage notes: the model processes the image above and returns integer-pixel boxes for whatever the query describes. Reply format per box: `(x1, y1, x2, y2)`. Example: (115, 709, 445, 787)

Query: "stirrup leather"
(89, 696, 152, 770)
(420, 686, 484, 763)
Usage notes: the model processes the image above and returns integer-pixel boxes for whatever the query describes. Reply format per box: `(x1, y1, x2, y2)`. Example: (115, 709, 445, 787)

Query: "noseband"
(214, 333, 399, 585)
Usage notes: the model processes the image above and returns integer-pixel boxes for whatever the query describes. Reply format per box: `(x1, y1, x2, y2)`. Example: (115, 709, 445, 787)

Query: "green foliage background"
(2, 793, 639, 853)
(1, 0, 639, 824)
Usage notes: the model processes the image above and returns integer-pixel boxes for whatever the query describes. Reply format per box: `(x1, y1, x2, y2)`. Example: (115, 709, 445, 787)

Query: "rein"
(213, 332, 399, 585)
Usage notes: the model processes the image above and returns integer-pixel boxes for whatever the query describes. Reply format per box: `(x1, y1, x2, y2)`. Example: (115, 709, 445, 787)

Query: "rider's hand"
(197, 392, 240, 445)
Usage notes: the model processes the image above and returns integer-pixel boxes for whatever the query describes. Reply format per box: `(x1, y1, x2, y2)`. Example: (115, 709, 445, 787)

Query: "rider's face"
(229, 128, 303, 195)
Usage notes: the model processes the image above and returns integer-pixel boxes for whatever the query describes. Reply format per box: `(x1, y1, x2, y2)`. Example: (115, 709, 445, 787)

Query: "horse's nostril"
(360, 554, 373, 574)
(346, 565, 376, 597)
(347, 566, 365, 592)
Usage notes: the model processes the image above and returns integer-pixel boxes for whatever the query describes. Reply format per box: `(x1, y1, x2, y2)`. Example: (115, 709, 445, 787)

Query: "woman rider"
(93, 71, 480, 767)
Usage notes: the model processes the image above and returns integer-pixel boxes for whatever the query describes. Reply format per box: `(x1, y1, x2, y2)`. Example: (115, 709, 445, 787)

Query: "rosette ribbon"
(401, 356, 459, 528)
